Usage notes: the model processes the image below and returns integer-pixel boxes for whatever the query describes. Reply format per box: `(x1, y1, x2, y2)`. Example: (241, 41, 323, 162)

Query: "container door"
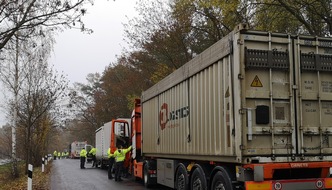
(242, 32, 296, 159)
(295, 36, 332, 158)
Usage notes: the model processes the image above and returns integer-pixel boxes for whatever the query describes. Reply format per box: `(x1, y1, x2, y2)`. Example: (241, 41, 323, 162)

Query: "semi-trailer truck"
(120, 24, 332, 190)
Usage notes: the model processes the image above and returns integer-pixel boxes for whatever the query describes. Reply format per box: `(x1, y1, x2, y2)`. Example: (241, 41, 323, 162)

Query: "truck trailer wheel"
(211, 168, 233, 190)
(175, 163, 189, 190)
(144, 164, 152, 188)
(190, 166, 207, 190)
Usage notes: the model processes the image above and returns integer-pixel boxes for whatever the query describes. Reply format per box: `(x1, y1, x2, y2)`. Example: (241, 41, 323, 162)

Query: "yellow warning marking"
(251, 75, 263, 87)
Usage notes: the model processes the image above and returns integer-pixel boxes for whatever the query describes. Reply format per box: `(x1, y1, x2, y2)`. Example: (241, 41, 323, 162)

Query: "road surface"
(50, 158, 170, 190)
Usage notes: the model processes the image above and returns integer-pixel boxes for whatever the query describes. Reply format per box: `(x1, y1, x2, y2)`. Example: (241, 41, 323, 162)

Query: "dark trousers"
(114, 161, 124, 181)
(108, 157, 115, 179)
(53, 156, 56, 160)
(80, 157, 86, 168)
(92, 155, 96, 167)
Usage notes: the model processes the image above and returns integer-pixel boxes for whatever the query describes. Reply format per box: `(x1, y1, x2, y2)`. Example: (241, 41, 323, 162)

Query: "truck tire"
(144, 164, 152, 188)
(175, 163, 189, 190)
(190, 166, 207, 190)
(211, 168, 233, 190)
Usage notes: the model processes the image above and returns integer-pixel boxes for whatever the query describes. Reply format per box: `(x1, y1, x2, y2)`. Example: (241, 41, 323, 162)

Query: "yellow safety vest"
(89, 148, 97, 156)
(107, 148, 114, 158)
(80, 149, 87, 157)
(114, 146, 132, 162)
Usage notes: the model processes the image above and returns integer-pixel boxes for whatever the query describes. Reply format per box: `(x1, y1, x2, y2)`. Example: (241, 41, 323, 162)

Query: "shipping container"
(132, 24, 332, 189)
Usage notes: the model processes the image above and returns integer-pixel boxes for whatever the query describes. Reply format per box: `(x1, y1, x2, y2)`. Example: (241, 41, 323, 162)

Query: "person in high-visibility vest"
(53, 150, 57, 160)
(107, 148, 115, 179)
(80, 148, 87, 169)
(113, 145, 132, 181)
(62, 152, 65, 159)
(89, 147, 97, 167)
(57, 152, 61, 159)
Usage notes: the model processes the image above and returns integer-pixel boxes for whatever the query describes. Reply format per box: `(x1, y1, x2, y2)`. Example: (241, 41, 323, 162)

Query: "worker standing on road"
(89, 147, 97, 167)
(53, 150, 57, 160)
(57, 151, 61, 159)
(80, 147, 87, 169)
(107, 148, 115, 179)
(113, 145, 132, 182)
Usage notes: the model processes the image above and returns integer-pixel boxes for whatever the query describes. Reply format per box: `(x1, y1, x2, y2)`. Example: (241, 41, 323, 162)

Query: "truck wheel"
(175, 163, 188, 190)
(211, 169, 233, 190)
(190, 166, 207, 190)
(144, 164, 152, 188)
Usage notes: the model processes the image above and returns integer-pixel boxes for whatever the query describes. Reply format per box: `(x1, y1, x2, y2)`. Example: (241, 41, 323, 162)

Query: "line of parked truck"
(93, 24, 332, 190)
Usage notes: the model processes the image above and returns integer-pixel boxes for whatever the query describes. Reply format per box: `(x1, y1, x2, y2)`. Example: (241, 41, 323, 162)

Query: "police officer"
(107, 148, 115, 179)
(53, 150, 57, 160)
(80, 147, 87, 169)
(113, 145, 132, 181)
(89, 147, 97, 167)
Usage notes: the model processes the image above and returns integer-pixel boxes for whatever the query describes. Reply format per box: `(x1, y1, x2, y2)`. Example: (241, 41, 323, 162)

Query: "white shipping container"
(141, 24, 332, 164)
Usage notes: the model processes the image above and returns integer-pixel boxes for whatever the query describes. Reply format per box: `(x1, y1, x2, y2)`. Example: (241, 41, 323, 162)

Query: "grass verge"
(0, 161, 51, 190)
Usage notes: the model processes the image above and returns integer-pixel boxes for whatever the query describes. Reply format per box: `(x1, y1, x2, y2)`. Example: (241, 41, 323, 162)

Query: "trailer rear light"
(325, 178, 332, 188)
(148, 170, 157, 178)
(148, 170, 156, 174)
(245, 181, 272, 190)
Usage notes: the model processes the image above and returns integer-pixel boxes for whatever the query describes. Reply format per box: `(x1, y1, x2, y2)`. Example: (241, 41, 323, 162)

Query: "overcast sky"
(50, 0, 138, 85)
(0, 0, 139, 126)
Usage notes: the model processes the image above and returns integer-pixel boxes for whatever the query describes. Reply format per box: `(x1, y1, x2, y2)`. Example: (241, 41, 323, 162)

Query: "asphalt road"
(50, 158, 170, 190)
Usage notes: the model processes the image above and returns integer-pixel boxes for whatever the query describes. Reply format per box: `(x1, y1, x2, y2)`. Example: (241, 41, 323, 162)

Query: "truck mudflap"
(245, 178, 332, 190)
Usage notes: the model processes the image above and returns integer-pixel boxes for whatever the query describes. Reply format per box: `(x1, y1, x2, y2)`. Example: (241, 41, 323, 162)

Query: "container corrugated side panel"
(157, 81, 189, 155)
(189, 58, 234, 157)
(142, 44, 236, 161)
(142, 59, 234, 159)
(142, 97, 159, 154)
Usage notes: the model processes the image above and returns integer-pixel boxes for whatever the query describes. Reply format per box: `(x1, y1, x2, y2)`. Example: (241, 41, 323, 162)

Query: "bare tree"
(0, 0, 94, 51)
(0, 0, 94, 177)
(16, 59, 68, 173)
(0, 25, 67, 176)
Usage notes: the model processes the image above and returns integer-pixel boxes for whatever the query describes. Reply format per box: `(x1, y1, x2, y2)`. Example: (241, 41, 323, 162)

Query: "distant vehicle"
(68, 141, 92, 159)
